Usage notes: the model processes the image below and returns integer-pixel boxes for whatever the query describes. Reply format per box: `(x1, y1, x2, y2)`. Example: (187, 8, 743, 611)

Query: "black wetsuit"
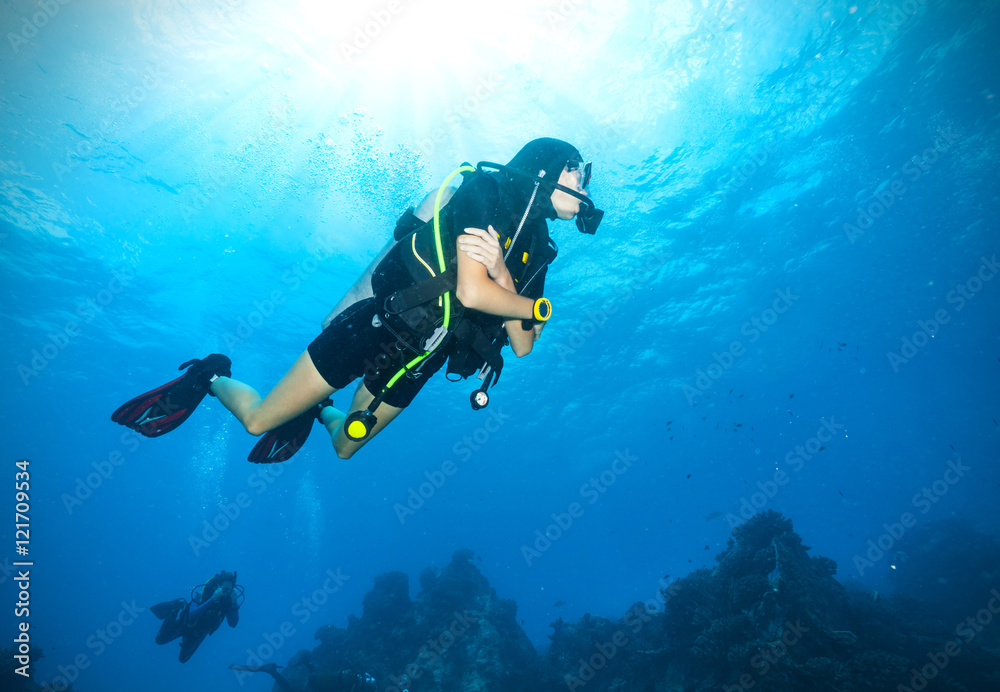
(156, 594, 239, 663)
(308, 170, 552, 407)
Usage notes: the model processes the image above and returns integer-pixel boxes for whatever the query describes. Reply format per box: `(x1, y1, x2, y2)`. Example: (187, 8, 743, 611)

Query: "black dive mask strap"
(477, 161, 605, 235)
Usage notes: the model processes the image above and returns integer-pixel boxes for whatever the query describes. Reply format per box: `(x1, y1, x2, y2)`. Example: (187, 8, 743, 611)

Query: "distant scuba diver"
(229, 664, 376, 692)
(229, 663, 293, 692)
(112, 138, 603, 461)
(152, 570, 243, 663)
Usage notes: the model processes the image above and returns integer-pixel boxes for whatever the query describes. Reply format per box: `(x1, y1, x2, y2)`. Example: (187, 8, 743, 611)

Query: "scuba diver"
(229, 663, 294, 692)
(112, 138, 603, 461)
(152, 570, 243, 663)
(229, 664, 376, 692)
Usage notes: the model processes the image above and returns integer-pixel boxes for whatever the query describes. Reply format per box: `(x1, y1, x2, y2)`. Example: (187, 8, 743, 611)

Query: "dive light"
(345, 409, 377, 441)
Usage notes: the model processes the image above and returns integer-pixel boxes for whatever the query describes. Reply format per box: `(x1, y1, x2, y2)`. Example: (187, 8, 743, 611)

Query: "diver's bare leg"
(321, 381, 404, 459)
(211, 351, 336, 436)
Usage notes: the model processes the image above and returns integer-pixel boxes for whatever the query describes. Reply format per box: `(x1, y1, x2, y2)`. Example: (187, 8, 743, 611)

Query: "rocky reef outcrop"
(272, 514, 1000, 692)
(542, 512, 1000, 691)
(282, 548, 544, 691)
(883, 518, 1000, 647)
(0, 644, 49, 692)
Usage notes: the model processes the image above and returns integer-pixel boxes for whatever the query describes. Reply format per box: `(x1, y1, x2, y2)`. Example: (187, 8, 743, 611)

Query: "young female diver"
(111, 138, 603, 461)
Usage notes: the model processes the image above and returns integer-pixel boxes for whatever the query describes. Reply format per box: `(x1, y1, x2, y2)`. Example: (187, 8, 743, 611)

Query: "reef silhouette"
(272, 513, 1000, 691)
(0, 643, 48, 692)
(882, 517, 1000, 644)
(10, 514, 998, 691)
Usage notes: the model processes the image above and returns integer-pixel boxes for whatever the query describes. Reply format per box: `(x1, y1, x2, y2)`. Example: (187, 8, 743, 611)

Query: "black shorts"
(307, 298, 448, 408)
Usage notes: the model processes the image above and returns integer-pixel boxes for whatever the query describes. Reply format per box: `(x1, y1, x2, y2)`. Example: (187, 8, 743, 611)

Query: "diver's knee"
(334, 442, 356, 460)
(243, 407, 278, 437)
(244, 417, 269, 437)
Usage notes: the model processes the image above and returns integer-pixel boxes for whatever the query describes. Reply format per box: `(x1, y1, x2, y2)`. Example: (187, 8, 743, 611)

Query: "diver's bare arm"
(482, 247, 534, 356)
(502, 319, 536, 357)
(455, 243, 536, 320)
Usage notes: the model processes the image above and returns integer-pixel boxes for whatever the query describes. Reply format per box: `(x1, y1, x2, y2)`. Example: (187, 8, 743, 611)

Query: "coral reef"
(884, 518, 1000, 646)
(542, 511, 1000, 691)
(282, 549, 544, 692)
(0, 644, 51, 692)
(274, 514, 1000, 692)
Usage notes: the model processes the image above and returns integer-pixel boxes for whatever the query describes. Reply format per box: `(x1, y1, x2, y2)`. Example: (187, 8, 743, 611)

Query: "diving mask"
(557, 161, 603, 234)
(565, 160, 592, 192)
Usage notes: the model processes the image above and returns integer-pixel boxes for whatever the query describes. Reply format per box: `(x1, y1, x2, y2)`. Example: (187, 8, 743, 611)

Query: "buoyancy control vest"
(372, 166, 556, 374)
(368, 164, 557, 401)
(341, 139, 595, 442)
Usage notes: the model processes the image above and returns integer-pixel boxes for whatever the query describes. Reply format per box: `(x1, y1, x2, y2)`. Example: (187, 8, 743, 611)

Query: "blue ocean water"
(1, 0, 998, 690)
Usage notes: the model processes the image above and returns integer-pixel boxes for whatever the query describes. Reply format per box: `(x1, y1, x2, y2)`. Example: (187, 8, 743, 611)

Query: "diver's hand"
(459, 226, 509, 284)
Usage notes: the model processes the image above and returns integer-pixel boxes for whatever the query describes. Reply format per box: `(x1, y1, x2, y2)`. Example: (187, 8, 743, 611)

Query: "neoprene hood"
(505, 137, 584, 220)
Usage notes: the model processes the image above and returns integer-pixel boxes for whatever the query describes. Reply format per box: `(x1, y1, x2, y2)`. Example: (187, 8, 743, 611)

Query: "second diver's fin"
(111, 354, 232, 437)
(229, 663, 282, 674)
(150, 598, 186, 620)
(247, 399, 333, 463)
